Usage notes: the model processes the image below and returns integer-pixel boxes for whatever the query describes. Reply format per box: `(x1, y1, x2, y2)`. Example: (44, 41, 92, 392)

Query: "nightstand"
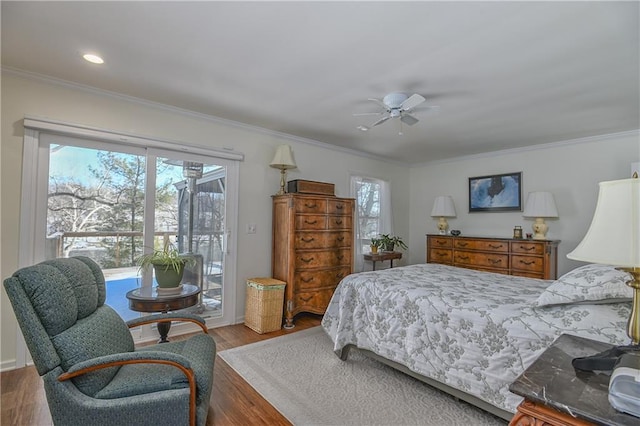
(363, 251, 402, 271)
(509, 334, 639, 426)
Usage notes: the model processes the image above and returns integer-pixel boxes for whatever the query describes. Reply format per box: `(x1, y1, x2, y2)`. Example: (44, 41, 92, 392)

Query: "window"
(17, 118, 241, 366)
(350, 175, 392, 271)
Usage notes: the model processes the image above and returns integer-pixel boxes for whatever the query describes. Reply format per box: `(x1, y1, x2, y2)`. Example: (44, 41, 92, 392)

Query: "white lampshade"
(431, 196, 456, 217)
(270, 145, 297, 170)
(522, 192, 558, 218)
(567, 178, 640, 268)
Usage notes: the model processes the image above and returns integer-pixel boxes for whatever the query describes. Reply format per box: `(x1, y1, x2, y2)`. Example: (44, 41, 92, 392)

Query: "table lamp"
(431, 196, 456, 235)
(568, 177, 640, 370)
(522, 191, 558, 240)
(270, 145, 297, 195)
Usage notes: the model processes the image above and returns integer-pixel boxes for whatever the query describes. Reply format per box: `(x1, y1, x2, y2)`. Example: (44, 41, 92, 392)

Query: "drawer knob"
(489, 244, 503, 249)
(301, 276, 314, 283)
(337, 255, 344, 260)
(520, 260, 536, 265)
(301, 237, 315, 243)
(336, 204, 344, 209)
(335, 219, 343, 225)
(300, 257, 314, 263)
(300, 294, 313, 302)
(458, 255, 470, 261)
(337, 236, 344, 242)
(305, 203, 317, 208)
(519, 246, 535, 251)
(336, 273, 345, 278)
(305, 219, 318, 225)
(458, 242, 468, 247)
(489, 258, 502, 264)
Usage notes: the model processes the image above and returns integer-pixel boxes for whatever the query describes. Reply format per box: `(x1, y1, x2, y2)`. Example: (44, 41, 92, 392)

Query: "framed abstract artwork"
(468, 172, 522, 212)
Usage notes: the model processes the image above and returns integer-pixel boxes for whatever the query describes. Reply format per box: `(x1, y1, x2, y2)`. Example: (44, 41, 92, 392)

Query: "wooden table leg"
(372, 261, 377, 271)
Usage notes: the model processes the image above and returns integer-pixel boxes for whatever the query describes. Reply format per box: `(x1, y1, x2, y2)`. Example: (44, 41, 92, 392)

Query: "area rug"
(218, 326, 507, 426)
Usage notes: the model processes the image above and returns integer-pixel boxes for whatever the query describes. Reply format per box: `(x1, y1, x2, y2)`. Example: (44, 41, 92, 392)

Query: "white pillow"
(535, 264, 632, 307)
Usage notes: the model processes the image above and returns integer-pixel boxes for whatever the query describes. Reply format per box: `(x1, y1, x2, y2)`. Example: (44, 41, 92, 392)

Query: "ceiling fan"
(354, 92, 438, 134)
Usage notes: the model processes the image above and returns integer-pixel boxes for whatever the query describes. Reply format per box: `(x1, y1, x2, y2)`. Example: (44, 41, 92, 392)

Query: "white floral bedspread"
(321, 263, 631, 413)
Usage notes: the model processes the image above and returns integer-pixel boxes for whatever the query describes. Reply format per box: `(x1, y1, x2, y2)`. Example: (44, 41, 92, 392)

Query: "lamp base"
(573, 269, 640, 372)
(275, 168, 287, 196)
(531, 218, 548, 240)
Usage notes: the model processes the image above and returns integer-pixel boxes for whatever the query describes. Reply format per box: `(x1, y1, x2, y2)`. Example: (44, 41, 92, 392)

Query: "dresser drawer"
(295, 288, 336, 313)
(511, 241, 544, 256)
(294, 267, 351, 290)
(295, 249, 351, 269)
(294, 198, 327, 213)
(328, 215, 352, 230)
(429, 237, 453, 249)
(295, 232, 350, 249)
(428, 248, 453, 264)
(511, 255, 544, 274)
(454, 239, 508, 253)
(328, 199, 352, 215)
(295, 215, 327, 230)
(454, 250, 509, 270)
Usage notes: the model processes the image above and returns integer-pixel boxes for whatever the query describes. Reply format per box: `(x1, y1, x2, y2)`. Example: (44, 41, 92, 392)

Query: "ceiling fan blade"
(368, 98, 389, 110)
(371, 115, 391, 127)
(400, 94, 426, 111)
(353, 112, 382, 116)
(411, 105, 441, 113)
(400, 113, 419, 126)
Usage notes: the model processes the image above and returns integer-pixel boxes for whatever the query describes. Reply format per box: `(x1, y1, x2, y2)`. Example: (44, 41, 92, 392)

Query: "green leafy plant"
(137, 244, 196, 288)
(377, 234, 408, 252)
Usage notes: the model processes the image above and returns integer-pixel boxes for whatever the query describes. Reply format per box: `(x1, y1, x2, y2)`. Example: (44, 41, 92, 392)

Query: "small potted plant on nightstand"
(370, 238, 381, 254)
(378, 234, 408, 252)
(137, 244, 196, 289)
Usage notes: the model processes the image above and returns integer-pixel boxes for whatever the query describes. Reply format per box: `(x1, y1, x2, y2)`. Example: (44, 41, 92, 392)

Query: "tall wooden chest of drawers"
(272, 194, 355, 328)
(426, 234, 560, 280)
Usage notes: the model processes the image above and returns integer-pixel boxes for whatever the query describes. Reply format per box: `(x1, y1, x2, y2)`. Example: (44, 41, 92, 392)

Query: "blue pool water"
(105, 277, 144, 321)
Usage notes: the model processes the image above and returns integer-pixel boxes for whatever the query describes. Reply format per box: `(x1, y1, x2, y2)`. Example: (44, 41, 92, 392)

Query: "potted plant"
(137, 244, 196, 288)
(370, 238, 381, 254)
(377, 234, 408, 252)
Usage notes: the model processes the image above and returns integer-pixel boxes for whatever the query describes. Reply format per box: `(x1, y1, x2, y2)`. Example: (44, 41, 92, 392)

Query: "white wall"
(408, 132, 640, 274)
(0, 72, 410, 369)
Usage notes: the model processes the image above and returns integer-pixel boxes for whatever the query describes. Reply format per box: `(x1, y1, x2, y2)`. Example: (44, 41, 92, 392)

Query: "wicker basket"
(244, 278, 286, 334)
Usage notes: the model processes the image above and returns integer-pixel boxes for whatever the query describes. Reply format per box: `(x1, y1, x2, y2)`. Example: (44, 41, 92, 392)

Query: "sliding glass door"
(25, 132, 238, 342)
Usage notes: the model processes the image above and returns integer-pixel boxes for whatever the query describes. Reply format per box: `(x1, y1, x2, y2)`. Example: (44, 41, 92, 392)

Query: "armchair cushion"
(52, 305, 134, 396)
(96, 334, 215, 403)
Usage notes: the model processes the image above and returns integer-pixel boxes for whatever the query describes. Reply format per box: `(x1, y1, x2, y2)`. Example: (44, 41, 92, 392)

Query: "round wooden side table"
(126, 284, 200, 343)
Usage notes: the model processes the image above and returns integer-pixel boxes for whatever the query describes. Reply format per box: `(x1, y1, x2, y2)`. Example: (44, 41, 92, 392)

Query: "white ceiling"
(2, 1, 639, 164)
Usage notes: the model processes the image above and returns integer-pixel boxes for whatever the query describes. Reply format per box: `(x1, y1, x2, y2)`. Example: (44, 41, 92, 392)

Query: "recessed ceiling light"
(357, 125, 369, 132)
(83, 54, 104, 64)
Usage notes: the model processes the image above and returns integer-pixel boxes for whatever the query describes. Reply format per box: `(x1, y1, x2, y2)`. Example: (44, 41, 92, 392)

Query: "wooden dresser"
(272, 193, 355, 328)
(426, 234, 560, 280)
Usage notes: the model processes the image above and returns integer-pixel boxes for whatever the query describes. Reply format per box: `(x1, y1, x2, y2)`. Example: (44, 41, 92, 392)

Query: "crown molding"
(410, 129, 640, 168)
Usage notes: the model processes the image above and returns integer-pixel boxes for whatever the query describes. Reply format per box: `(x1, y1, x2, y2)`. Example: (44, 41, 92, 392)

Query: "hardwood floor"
(0, 314, 322, 426)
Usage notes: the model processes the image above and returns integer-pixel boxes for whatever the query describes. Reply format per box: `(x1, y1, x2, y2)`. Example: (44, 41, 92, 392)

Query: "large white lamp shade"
(567, 178, 640, 344)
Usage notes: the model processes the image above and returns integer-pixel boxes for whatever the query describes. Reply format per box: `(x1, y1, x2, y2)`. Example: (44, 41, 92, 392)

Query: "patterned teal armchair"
(3, 257, 215, 426)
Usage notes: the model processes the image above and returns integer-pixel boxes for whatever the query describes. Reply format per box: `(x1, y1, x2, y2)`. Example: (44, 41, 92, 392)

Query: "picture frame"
(468, 172, 522, 212)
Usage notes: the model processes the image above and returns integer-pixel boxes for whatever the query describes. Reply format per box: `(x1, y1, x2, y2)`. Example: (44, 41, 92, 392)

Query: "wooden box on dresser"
(272, 193, 355, 328)
(426, 234, 560, 280)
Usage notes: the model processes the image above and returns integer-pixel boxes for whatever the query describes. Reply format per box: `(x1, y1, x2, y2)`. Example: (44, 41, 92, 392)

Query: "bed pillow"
(535, 264, 632, 307)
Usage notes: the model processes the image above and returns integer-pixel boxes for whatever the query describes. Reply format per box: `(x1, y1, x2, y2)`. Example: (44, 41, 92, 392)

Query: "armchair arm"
(58, 351, 197, 426)
(126, 312, 208, 334)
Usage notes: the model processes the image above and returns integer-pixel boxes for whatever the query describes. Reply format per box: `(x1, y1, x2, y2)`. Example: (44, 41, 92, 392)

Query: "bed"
(321, 263, 632, 420)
